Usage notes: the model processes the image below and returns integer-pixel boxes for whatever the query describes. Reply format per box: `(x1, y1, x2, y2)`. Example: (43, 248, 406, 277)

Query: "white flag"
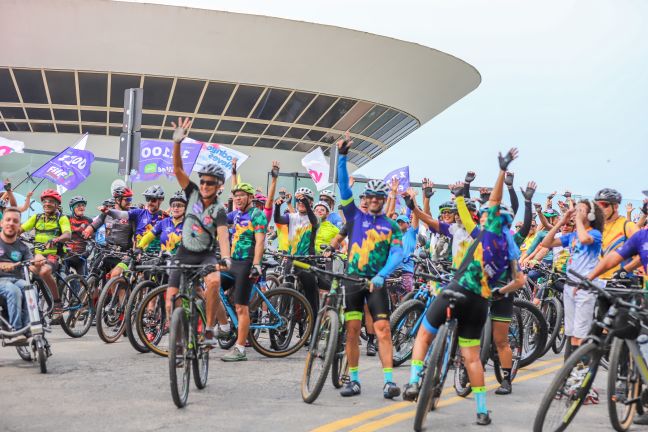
(57, 133, 89, 195)
(301, 147, 331, 191)
(0, 136, 25, 157)
(193, 139, 249, 180)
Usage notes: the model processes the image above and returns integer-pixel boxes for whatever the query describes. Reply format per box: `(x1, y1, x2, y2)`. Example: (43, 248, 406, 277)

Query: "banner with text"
(0, 136, 25, 157)
(32, 147, 95, 191)
(194, 140, 249, 180)
(131, 139, 201, 182)
(301, 147, 331, 191)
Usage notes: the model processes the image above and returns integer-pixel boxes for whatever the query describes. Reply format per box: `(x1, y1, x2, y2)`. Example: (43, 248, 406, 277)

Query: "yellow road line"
(311, 358, 564, 432)
(347, 364, 563, 432)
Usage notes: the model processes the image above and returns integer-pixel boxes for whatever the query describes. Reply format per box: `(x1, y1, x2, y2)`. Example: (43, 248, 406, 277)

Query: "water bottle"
(637, 333, 648, 364)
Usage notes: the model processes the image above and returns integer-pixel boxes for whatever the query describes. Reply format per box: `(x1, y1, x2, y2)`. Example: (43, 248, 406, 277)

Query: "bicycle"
(298, 260, 367, 404)
(533, 270, 648, 432)
(0, 261, 52, 373)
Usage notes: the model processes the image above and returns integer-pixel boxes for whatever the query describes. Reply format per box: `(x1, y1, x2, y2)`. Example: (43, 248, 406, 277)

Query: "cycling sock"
(502, 368, 512, 382)
(350, 366, 359, 382)
(473, 386, 487, 414)
(367, 334, 375, 344)
(235, 343, 245, 353)
(383, 368, 393, 384)
(410, 360, 424, 384)
(220, 323, 231, 332)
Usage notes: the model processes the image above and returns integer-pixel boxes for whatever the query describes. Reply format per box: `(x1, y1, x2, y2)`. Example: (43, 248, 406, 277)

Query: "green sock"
(410, 360, 424, 384)
(383, 367, 393, 384)
(350, 366, 359, 382)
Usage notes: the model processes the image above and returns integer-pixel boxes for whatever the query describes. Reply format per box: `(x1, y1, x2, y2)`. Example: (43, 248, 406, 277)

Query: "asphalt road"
(0, 329, 629, 432)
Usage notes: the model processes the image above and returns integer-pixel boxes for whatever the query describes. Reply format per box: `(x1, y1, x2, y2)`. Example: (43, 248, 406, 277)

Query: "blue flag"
(32, 147, 94, 191)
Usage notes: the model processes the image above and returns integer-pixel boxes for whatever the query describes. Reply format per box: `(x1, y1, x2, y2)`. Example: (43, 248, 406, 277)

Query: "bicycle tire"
(331, 334, 348, 389)
(552, 308, 567, 354)
(135, 285, 169, 357)
(301, 309, 339, 404)
(59, 274, 93, 338)
(479, 319, 492, 368)
(415, 323, 455, 431)
(264, 274, 281, 291)
(541, 297, 563, 357)
(607, 338, 640, 431)
(125, 280, 158, 353)
(390, 299, 425, 367)
(533, 342, 602, 432)
(515, 298, 548, 368)
(248, 287, 313, 358)
(16, 345, 32, 361)
(192, 303, 209, 390)
(96, 276, 130, 343)
(35, 336, 47, 374)
(169, 307, 191, 408)
(493, 309, 523, 383)
(453, 352, 472, 397)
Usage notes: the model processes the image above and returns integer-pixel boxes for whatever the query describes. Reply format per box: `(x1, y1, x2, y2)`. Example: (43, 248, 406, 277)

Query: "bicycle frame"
(219, 282, 285, 331)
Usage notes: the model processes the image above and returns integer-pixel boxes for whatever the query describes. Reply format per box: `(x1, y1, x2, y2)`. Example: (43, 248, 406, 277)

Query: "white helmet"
(295, 187, 314, 200)
(320, 190, 336, 201)
(314, 201, 331, 213)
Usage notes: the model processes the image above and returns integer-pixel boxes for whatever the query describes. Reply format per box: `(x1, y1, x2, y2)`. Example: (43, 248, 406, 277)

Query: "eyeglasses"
(42, 199, 58, 205)
(122, 198, 132, 203)
(200, 180, 218, 187)
(145, 197, 161, 203)
(596, 201, 611, 209)
(171, 203, 186, 209)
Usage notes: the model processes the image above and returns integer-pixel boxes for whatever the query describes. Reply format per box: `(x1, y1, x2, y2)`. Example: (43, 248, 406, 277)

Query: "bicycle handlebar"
(292, 260, 366, 284)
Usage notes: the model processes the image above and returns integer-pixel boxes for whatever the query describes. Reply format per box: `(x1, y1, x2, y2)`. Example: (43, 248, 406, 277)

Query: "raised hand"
(626, 202, 634, 214)
(422, 178, 435, 198)
(390, 177, 400, 193)
(464, 171, 476, 184)
(534, 203, 543, 213)
(449, 181, 465, 198)
(171, 117, 191, 144)
(504, 171, 514, 187)
(547, 191, 557, 200)
(271, 161, 280, 178)
(479, 187, 491, 204)
(520, 181, 537, 202)
(563, 190, 572, 199)
(336, 131, 353, 155)
(498, 148, 519, 171)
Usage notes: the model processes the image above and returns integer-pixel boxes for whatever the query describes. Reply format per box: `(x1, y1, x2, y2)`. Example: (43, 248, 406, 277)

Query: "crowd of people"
(1, 116, 648, 427)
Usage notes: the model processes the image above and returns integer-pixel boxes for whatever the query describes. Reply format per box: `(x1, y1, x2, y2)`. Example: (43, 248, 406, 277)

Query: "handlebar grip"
(293, 260, 310, 270)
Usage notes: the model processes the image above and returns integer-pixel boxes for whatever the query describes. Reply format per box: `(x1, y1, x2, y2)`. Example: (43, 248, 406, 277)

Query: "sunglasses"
(596, 201, 611, 209)
(146, 197, 161, 203)
(42, 199, 58, 205)
(200, 179, 218, 187)
(122, 197, 133, 203)
(171, 203, 186, 209)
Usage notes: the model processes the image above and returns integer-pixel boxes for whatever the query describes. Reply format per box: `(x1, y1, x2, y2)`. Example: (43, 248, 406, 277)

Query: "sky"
(120, 0, 648, 199)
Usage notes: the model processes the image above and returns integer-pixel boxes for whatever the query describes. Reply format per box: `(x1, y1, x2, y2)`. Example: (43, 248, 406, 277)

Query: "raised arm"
(265, 161, 280, 212)
(17, 191, 33, 213)
(421, 178, 434, 216)
(171, 117, 192, 189)
(403, 188, 440, 232)
(386, 177, 399, 217)
(449, 181, 477, 234)
(517, 181, 536, 239)
(490, 148, 518, 206)
(273, 198, 290, 225)
(230, 157, 238, 189)
(505, 172, 519, 215)
(336, 132, 353, 202)
(542, 209, 573, 249)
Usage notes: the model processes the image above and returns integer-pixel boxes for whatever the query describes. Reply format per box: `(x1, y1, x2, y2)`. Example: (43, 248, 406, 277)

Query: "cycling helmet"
(439, 201, 456, 213)
(252, 193, 267, 203)
(232, 183, 255, 195)
(102, 198, 115, 207)
(313, 201, 331, 213)
(295, 187, 314, 200)
(143, 185, 165, 199)
(500, 204, 515, 223)
(69, 195, 87, 210)
(594, 188, 622, 204)
(196, 163, 226, 182)
(40, 189, 62, 203)
(113, 186, 133, 198)
(320, 190, 336, 201)
(465, 200, 477, 213)
(542, 208, 560, 218)
(169, 191, 187, 205)
(364, 180, 389, 197)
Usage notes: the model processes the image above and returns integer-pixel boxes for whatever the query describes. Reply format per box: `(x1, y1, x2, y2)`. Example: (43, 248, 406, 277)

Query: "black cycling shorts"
(169, 246, 218, 288)
(344, 281, 390, 322)
(490, 295, 513, 322)
(423, 282, 489, 341)
(222, 260, 254, 306)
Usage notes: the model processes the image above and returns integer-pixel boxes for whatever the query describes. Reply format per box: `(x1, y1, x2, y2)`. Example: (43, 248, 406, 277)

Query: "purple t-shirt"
(616, 229, 648, 289)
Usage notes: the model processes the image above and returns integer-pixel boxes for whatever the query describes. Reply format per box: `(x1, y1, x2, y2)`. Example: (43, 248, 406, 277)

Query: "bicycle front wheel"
(541, 297, 563, 356)
(301, 309, 339, 404)
(607, 338, 640, 431)
(249, 287, 313, 358)
(192, 302, 209, 390)
(331, 335, 348, 389)
(516, 298, 548, 368)
(135, 285, 169, 357)
(96, 277, 130, 343)
(125, 280, 158, 353)
(533, 342, 602, 432)
(168, 307, 191, 408)
(59, 274, 93, 338)
(390, 299, 425, 367)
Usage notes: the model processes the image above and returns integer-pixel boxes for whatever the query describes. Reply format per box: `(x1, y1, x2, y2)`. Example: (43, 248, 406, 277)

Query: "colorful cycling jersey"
(68, 214, 93, 254)
(341, 199, 403, 277)
(315, 220, 340, 254)
(456, 204, 509, 299)
(528, 230, 553, 263)
(92, 211, 132, 250)
(518, 232, 537, 253)
(552, 233, 570, 273)
(616, 229, 648, 290)
(275, 212, 315, 255)
(327, 212, 344, 229)
(561, 228, 602, 283)
(21, 213, 71, 255)
(129, 208, 167, 254)
(151, 217, 184, 254)
(436, 222, 473, 269)
(227, 207, 267, 261)
(398, 226, 418, 273)
(600, 217, 636, 279)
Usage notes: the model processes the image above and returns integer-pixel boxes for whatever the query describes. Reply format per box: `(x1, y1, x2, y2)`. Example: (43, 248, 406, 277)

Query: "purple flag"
(32, 147, 94, 190)
(131, 139, 201, 182)
(383, 166, 410, 212)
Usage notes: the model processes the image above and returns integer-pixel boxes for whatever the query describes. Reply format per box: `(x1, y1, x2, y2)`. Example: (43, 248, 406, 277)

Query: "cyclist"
(20, 189, 71, 322)
(222, 182, 267, 361)
(137, 191, 186, 254)
(336, 134, 403, 399)
(314, 201, 340, 253)
(171, 117, 232, 347)
(541, 200, 604, 367)
(428, 201, 454, 262)
(403, 148, 522, 425)
(66, 196, 93, 276)
(94, 198, 114, 246)
(593, 188, 638, 281)
(320, 190, 344, 229)
(274, 186, 319, 316)
(0, 207, 41, 345)
(395, 213, 419, 298)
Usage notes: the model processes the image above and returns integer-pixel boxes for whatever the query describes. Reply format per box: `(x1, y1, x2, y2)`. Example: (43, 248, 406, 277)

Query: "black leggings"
(65, 255, 87, 276)
(296, 269, 319, 317)
(423, 283, 489, 341)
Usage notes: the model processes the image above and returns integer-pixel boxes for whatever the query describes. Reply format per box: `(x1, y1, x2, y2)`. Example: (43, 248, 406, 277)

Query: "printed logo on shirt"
(0, 247, 4, 257)
(10, 250, 22, 262)
(202, 216, 213, 226)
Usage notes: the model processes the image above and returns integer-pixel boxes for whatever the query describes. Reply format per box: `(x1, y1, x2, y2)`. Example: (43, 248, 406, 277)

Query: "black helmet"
(439, 201, 456, 213)
(465, 200, 477, 212)
(143, 185, 165, 199)
(197, 164, 226, 183)
(102, 198, 115, 207)
(69, 195, 87, 210)
(594, 188, 622, 204)
(169, 191, 187, 205)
